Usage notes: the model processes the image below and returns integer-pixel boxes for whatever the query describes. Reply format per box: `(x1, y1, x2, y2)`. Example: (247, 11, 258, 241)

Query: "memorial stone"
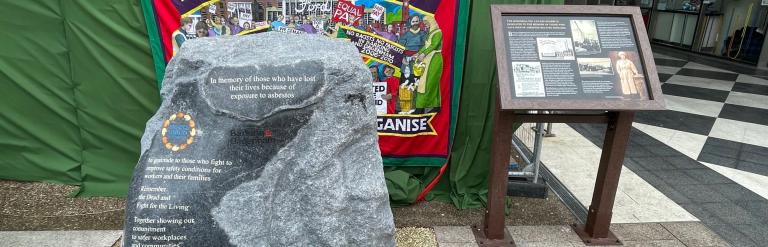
(123, 32, 396, 246)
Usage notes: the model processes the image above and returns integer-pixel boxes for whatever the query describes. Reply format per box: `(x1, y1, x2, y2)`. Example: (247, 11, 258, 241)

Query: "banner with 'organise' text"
(143, 0, 460, 166)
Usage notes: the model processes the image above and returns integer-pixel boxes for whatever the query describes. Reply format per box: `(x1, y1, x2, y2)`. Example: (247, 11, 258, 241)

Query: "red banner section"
(145, 0, 458, 166)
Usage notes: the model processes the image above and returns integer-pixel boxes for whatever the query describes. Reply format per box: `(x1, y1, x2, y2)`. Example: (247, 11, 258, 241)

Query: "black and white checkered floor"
(650, 53, 768, 175)
(542, 51, 768, 247)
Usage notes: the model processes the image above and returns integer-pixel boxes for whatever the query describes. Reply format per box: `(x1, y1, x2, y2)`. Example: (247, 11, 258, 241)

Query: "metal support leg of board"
(480, 96, 516, 247)
(573, 111, 634, 246)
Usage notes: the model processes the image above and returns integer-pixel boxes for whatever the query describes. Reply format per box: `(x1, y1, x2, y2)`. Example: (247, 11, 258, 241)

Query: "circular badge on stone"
(161, 112, 197, 151)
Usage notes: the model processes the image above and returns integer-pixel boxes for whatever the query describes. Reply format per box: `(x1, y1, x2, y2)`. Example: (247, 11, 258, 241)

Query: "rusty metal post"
(475, 94, 516, 247)
(573, 111, 635, 245)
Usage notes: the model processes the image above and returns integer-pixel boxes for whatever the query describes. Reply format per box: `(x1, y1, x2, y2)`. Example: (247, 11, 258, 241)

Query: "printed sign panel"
(502, 15, 648, 100)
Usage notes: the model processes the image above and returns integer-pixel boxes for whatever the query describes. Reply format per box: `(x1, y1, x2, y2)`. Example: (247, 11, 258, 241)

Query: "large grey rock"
(123, 32, 395, 246)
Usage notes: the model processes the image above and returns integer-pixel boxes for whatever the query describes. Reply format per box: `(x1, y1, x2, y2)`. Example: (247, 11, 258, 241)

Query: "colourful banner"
(332, 0, 364, 25)
(340, 25, 405, 71)
(143, 0, 458, 166)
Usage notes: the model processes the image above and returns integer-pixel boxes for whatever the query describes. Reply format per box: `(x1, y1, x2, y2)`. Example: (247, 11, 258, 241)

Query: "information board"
(491, 6, 664, 111)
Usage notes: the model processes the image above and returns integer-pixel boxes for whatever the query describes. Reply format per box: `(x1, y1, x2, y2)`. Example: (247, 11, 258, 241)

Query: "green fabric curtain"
(428, 0, 565, 209)
(0, 0, 160, 196)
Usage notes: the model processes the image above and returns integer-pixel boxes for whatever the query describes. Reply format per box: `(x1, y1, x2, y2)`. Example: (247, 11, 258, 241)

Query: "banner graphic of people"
(144, 0, 458, 166)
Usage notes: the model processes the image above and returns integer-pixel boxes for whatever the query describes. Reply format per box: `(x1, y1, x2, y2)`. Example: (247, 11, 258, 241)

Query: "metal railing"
(509, 122, 554, 183)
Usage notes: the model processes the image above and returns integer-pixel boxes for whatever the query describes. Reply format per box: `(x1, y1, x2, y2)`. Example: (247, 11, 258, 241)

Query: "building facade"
(567, 0, 768, 69)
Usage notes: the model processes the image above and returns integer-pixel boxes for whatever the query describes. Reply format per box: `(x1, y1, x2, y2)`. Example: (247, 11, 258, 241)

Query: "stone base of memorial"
(123, 32, 396, 246)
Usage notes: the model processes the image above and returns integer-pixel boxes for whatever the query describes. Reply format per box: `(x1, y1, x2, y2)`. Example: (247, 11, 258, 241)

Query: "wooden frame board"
(490, 5, 665, 111)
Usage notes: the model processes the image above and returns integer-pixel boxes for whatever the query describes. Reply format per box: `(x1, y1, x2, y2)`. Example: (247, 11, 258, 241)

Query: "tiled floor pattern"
(537, 52, 768, 247)
(538, 123, 697, 224)
(569, 123, 768, 247)
(638, 54, 768, 190)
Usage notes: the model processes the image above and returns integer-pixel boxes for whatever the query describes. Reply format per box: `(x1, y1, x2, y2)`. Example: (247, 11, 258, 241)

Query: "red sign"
(332, 1, 364, 26)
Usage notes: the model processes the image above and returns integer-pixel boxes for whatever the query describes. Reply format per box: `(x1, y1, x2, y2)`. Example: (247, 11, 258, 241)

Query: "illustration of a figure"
(271, 15, 285, 29)
(399, 58, 416, 114)
(397, 15, 427, 114)
(172, 18, 193, 55)
(399, 15, 427, 56)
(300, 16, 316, 34)
(369, 65, 380, 82)
(206, 15, 226, 36)
(414, 16, 442, 113)
(195, 21, 209, 38)
(228, 16, 242, 34)
(374, 24, 397, 41)
(219, 15, 232, 35)
(287, 16, 298, 29)
(382, 66, 399, 114)
(615, 52, 639, 95)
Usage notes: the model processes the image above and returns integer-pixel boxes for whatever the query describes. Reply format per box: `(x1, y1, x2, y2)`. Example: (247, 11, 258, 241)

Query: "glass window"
(651, 1, 700, 49)
(699, 0, 767, 63)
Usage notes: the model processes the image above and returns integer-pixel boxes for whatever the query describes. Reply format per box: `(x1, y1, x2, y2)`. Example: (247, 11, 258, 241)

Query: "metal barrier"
(510, 121, 588, 223)
(509, 122, 554, 182)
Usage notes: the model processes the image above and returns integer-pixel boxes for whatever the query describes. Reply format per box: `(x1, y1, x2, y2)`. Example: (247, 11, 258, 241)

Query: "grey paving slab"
(719, 104, 768, 126)
(661, 83, 731, 102)
(0, 230, 121, 247)
(732, 224, 768, 244)
(515, 241, 584, 247)
(674, 185, 729, 203)
(664, 156, 706, 170)
(725, 91, 768, 110)
(650, 185, 694, 204)
(703, 224, 757, 247)
(656, 65, 682, 75)
(732, 83, 768, 97)
(676, 68, 739, 81)
(655, 58, 689, 67)
(701, 202, 762, 225)
(733, 201, 768, 223)
(666, 74, 735, 91)
(624, 144, 656, 158)
(609, 223, 676, 241)
(661, 222, 732, 247)
(737, 74, 768, 86)
(676, 203, 729, 226)
(506, 225, 583, 243)
(706, 183, 764, 202)
(438, 243, 479, 247)
(620, 240, 687, 247)
(680, 168, 733, 184)
(659, 73, 674, 83)
(626, 157, 666, 170)
(649, 170, 702, 186)
(433, 226, 476, 243)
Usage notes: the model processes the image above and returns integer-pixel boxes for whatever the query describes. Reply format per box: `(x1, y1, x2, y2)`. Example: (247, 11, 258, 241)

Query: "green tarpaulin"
(0, 0, 562, 208)
(0, 0, 160, 196)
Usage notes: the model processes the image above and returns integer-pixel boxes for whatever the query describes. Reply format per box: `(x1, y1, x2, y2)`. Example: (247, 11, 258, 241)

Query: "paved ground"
(435, 223, 730, 247)
(0, 222, 730, 247)
(537, 48, 768, 247)
(0, 180, 125, 231)
(392, 195, 575, 227)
